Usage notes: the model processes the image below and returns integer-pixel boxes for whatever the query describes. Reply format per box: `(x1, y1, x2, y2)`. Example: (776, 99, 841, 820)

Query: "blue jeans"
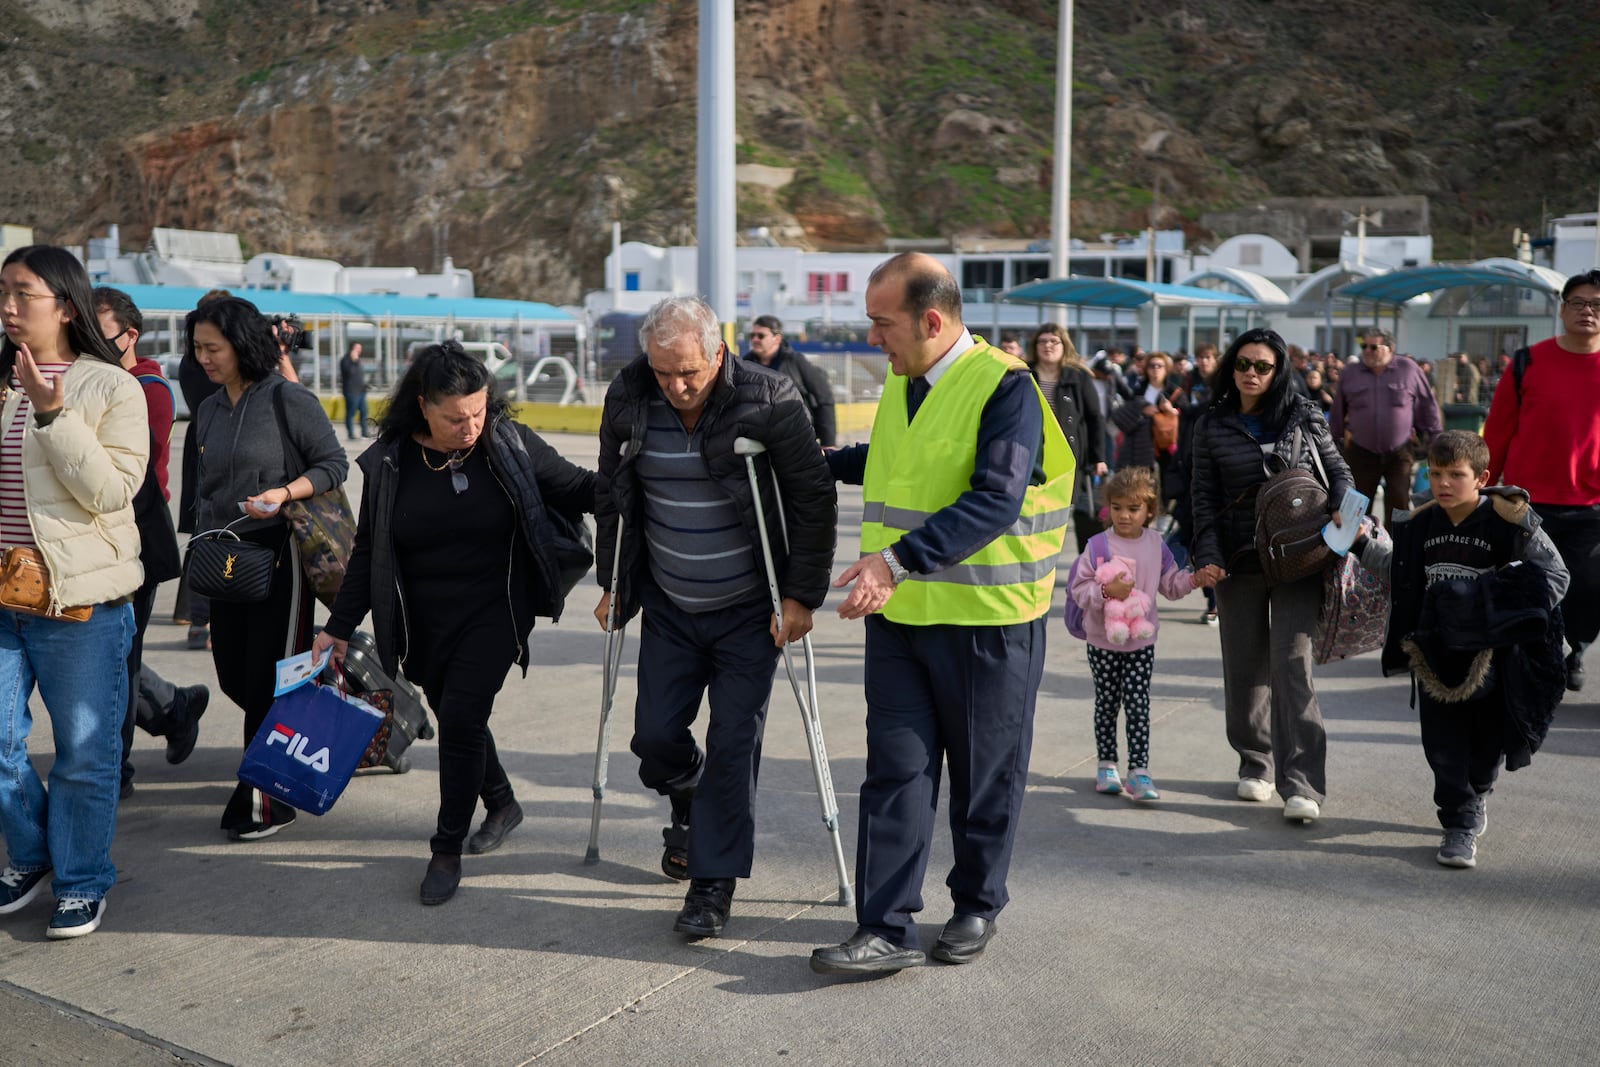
(0, 602, 134, 901)
(344, 394, 368, 438)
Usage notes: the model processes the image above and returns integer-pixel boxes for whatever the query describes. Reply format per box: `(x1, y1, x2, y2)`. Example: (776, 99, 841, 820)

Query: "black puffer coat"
(595, 353, 836, 625)
(743, 340, 837, 447)
(1189, 396, 1352, 571)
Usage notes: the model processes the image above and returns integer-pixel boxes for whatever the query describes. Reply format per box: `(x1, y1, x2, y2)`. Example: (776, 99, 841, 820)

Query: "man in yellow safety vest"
(811, 253, 1074, 976)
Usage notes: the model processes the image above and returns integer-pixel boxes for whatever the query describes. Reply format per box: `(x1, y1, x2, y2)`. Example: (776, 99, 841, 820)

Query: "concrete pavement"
(2, 430, 1597, 1066)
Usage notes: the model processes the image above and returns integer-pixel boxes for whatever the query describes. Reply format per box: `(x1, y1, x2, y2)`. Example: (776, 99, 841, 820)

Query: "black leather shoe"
(467, 801, 524, 854)
(166, 686, 209, 765)
(420, 854, 461, 906)
(672, 878, 734, 938)
(810, 928, 926, 975)
(1567, 651, 1585, 692)
(931, 914, 995, 964)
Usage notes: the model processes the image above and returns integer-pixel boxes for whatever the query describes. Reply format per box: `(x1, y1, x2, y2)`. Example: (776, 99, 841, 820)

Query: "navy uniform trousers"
(630, 579, 780, 880)
(857, 613, 1046, 949)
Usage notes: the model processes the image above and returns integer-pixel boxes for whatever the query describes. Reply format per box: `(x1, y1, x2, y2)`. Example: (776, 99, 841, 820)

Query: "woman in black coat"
(1189, 328, 1352, 825)
(1025, 324, 1105, 553)
(314, 342, 596, 905)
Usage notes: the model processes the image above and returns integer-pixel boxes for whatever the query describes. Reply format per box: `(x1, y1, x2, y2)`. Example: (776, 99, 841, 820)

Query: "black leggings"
(418, 641, 518, 856)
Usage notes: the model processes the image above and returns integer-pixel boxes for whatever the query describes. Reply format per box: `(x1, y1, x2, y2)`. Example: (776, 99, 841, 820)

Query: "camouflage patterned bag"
(283, 488, 356, 609)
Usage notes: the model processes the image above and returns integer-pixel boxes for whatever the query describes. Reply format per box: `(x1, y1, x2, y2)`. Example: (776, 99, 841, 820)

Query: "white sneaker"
(1283, 795, 1320, 823)
(1236, 777, 1273, 802)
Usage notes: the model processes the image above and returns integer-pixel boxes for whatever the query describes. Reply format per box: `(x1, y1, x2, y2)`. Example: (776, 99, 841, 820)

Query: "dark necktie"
(907, 377, 930, 423)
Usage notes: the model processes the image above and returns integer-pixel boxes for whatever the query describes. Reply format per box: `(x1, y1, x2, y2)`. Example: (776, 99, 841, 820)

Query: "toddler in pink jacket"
(1069, 467, 1213, 800)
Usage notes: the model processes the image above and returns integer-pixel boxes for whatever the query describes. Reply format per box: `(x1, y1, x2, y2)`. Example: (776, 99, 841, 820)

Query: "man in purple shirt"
(1330, 327, 1442, 528)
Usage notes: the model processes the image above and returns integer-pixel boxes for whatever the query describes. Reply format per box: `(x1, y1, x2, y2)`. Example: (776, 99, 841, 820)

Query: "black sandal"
(661, 822, 690, 881)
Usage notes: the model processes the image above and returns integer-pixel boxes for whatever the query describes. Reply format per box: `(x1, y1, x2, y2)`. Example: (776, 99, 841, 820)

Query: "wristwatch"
(879, 547, 910, 585)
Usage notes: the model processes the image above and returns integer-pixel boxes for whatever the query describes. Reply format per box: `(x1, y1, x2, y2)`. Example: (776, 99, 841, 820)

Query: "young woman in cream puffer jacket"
(3, 356, 146, 609)
(0, 244, 148, 942)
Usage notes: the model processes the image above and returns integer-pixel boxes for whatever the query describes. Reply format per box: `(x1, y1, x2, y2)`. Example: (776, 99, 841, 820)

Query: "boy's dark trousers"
(1416, 682, 1504, 831)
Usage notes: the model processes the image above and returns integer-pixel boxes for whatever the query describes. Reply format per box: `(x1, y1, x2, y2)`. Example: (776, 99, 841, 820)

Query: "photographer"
(270, 316, 303, 383)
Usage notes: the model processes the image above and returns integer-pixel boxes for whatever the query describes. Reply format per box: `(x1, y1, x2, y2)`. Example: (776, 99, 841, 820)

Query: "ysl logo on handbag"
(224, 552, 237, 578)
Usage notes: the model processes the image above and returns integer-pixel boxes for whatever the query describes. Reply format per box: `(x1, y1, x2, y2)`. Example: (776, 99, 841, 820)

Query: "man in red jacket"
(94, 287, 210, 795)
(1483, 269, 1600, 691)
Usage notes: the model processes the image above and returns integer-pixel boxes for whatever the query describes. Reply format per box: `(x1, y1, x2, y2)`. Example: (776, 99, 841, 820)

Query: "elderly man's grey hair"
(638, 296, 722, 364)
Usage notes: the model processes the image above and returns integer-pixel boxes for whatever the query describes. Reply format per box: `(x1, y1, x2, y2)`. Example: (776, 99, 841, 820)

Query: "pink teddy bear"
(1094, 556, 1156, 645)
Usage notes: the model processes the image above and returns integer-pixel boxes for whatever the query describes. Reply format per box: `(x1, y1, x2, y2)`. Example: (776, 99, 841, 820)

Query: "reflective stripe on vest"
(860, 340, 1076, 626)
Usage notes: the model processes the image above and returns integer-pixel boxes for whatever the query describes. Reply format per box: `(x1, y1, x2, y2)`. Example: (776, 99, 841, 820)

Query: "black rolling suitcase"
(338, 630, 434, 774)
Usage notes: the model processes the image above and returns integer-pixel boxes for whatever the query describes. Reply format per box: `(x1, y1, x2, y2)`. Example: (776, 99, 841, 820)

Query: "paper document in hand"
(274, 649, 330, 696)
(1322, 488, 1371, 555)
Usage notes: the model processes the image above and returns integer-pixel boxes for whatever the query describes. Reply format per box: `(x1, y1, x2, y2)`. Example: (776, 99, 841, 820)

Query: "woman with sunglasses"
(0, 246, 147, 938)
(1188, 329, 1352, 824)
(188, 296, 349, 841)
(313, 341, 595, 905)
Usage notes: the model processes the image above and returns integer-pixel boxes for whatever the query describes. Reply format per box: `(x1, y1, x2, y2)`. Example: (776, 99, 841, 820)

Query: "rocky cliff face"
(0, 0, 1592, 302)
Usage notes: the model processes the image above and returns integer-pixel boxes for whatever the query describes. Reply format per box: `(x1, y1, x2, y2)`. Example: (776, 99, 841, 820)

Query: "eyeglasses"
(1361, 343, 1388, 351)
(1034, 336, 1064, 347)
(448, 455, 469, 495)
(1235, 359, 1276, 375)
(1564, 298, 1600, 313)
(749, 331, 774, 340)
(0, 289, 62, 308)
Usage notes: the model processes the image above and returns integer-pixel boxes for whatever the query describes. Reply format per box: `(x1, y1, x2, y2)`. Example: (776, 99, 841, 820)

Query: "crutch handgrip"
(733, 436, 767, 456)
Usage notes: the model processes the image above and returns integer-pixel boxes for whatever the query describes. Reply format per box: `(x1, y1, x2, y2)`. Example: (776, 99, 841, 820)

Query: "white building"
(89, 226, 247, 289)
(587, 230, 1199, 341)
(1549, 213, 1599, 278)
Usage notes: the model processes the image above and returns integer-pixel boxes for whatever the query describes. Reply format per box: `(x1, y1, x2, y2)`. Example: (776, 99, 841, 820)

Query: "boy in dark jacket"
(1352, 431, 1568, 869)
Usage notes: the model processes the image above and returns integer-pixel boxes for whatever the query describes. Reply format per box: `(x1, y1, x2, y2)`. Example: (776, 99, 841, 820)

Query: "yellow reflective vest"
(860, 340, 1075, 626)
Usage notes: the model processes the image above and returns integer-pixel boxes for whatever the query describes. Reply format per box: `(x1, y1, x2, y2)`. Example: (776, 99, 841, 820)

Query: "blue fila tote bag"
(238, 682, 385, 815)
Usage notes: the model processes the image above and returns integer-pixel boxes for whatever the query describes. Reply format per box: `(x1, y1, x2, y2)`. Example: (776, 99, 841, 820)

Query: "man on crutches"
(811, 253, 1075, 976)
(593, 295, 836, 939)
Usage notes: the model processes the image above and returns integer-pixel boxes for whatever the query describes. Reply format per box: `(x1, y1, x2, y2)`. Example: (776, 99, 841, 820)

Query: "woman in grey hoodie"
(189, 297, 348, 841)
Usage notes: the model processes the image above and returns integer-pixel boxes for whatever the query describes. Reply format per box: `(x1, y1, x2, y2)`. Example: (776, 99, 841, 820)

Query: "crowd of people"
(1, 243, 1595, 979)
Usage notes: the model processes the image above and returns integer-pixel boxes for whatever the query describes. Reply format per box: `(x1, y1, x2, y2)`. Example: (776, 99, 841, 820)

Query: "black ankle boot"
(672, 877, 735, 938)
(420, 853, 461, 906)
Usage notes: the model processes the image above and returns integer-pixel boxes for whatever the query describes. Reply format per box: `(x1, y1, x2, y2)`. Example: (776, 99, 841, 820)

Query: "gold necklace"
(419, 440, 476, 471)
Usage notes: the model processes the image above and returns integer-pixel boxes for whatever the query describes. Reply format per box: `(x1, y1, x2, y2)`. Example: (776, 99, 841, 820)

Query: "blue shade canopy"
(98, 284, 573, 323)
(1334, 263, 1563, 305)
(1002, 276, 1259, 309)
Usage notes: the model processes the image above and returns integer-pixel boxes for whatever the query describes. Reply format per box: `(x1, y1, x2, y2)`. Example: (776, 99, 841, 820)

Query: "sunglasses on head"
(1235, 358, 1276, 375)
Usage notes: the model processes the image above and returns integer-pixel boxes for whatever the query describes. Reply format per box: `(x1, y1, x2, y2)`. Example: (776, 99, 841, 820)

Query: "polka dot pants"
(1086, 644, 1156, 769)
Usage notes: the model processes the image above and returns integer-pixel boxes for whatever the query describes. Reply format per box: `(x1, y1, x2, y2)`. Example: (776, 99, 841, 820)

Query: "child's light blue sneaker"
(1095, 766, 1123, 795)
(1127, 771, 1160, 801)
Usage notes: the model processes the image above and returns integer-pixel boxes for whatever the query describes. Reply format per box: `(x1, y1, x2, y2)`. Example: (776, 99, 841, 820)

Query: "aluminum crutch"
(733, 436, 853, 905)
(584, 513, 627, 864)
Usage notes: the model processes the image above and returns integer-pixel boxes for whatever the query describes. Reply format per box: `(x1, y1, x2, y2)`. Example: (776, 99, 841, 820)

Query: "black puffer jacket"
(325, 416, 597, 677)
(743, 341, 837, 446)
(596, 353, 836, 625)
(1189, 396, 1352, 571)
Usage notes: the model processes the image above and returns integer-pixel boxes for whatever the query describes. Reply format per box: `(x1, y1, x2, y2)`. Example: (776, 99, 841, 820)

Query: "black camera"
(271, 315, 311, 352)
